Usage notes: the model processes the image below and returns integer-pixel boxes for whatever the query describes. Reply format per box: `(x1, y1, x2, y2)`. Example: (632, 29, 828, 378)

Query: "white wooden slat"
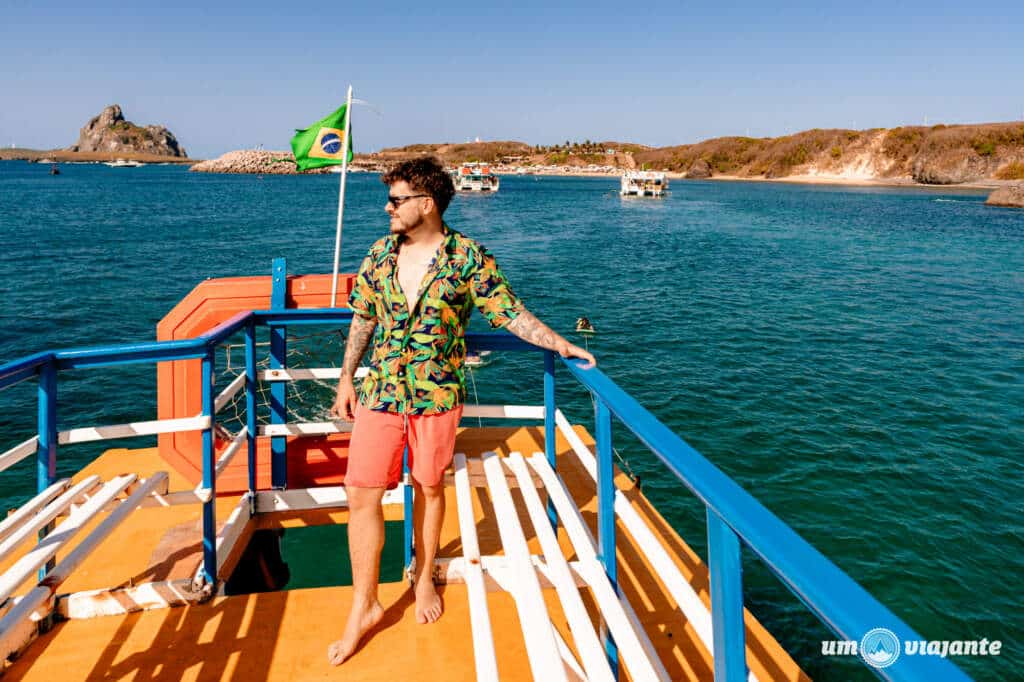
(0, 473, 169, 645)
(214, 372, 247, 413)
(527, 452, 672, 682)
(0, 436, 39, 474)
(215, 493, 252, 576)
(434, 555, 588, 591)
(258, 405, 543, 438)
(507, 452, 616, 682)
(58, 578, 200, 619)
(461, 404, 545, 420)
(452, 452, 499, 682)
(0, 478, 72, 545)
(0, 475, 102, 560)
(46, 473, 167, 586)
(259, 422, 354, 437)
(58, 415, 211, 444)
(552, 624, 589, 682)
(0, 474, 136, 605)
(0, 602, 37, 665)
(101, 488, 199, 512)
(258, 366, 369, 381)
(481, 451, 569, 682)
(0, 475, 172, 660)
(146, 490, 205, 507)
(553, 412, 759, 681)
(254, 485, 405, 513)
(213, 427, 248, 479)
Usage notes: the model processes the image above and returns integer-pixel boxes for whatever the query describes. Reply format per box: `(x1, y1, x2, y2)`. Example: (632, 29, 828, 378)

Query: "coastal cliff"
(633, 123, 1024, 184)
(69, 105, 187, 158)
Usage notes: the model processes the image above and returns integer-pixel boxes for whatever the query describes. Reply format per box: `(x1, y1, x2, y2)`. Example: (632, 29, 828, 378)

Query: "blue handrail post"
(544, 350, 557, 530)
(37, 359, 57, 580)
(403, 445, 413, 575)
(245, 318, 257, 501)
(36, 360, 57, 494)
(707, 509, 747, 682)
(269, 258, 288, 489)
(595, 398, 619, 678)
(201, 348, 217, 585)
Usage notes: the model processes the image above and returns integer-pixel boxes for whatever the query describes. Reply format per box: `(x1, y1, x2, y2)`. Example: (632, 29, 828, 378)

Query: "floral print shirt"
(348, 223, 525, 415)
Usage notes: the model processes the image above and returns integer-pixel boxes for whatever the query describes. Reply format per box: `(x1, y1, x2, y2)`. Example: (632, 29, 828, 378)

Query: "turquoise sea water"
(1, 163, 1021, 679)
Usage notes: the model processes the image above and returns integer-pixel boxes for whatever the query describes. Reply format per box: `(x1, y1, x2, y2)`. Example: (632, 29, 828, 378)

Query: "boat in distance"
(0, 265, 972, 681)
(620, 170, 668, 197)
(102, 159, 146, 168)
(452, 162, 500, 192)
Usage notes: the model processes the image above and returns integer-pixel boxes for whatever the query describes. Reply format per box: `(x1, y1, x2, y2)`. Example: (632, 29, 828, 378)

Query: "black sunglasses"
(387, 194, 429, 207)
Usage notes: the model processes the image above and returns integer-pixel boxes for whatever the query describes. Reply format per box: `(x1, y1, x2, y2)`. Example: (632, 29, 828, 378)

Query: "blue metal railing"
(559, 360, 973, 682)
(0, 306, 972, 681)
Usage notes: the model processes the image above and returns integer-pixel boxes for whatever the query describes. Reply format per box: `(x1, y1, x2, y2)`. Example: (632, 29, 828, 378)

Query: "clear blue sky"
(2, 0, 1022, 158)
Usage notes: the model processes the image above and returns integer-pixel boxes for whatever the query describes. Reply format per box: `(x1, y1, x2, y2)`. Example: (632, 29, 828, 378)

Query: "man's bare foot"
(415, 578, 443, 624)
(327, 599, 384, 666)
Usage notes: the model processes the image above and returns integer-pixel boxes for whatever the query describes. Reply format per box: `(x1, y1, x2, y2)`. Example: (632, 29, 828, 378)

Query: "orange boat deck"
(2, 425, 809, 681)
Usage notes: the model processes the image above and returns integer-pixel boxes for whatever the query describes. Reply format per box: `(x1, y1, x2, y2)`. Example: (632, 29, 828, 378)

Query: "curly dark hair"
(381, 157, 456, 215)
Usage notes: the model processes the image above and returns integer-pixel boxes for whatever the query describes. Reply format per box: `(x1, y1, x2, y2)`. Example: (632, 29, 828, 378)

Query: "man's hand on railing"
(330, 378, 358, 422)
(556, 339, 596, 369)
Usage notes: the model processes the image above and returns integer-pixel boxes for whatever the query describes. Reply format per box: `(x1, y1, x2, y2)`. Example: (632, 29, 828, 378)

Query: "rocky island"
(69, 104, 186, 158)
(0, 104, 191, 164)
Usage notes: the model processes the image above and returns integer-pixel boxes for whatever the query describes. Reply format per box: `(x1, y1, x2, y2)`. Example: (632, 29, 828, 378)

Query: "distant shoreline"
(0, 148, 195, 164)
(491, 167, 1006, 191)
(2, 150, 1011, 192)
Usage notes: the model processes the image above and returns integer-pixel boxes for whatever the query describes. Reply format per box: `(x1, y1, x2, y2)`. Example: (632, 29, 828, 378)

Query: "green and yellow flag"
(290, 105, 354, 172)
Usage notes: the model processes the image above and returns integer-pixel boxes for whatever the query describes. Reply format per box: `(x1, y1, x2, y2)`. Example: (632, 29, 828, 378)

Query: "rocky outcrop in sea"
(985, 184, 1024, 208)
(69, 105, 186, 157)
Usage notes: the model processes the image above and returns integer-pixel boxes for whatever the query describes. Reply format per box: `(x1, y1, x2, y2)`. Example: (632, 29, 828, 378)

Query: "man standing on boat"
(327, 157, 595, 665)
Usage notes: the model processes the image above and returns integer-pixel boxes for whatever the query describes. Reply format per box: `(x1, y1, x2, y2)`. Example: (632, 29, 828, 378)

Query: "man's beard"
(390, 211, 423, 234)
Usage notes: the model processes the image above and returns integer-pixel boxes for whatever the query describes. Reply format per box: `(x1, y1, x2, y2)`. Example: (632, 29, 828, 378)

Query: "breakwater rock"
(69, 105, 186, 158)
(985, 184, 1024, 208)
(189, 150, 319, 174)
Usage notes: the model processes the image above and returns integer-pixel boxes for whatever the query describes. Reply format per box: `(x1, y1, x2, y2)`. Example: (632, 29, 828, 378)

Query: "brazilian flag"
(290, 105, 354, 172)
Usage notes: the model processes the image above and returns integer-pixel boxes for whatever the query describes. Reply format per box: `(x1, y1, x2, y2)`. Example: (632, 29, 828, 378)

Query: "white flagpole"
(330, 85, 354, 307)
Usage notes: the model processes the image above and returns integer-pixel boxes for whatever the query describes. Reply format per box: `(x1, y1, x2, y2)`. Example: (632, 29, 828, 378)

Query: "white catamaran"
(620, 170, 668, 197)
(452, 163, 500, 192)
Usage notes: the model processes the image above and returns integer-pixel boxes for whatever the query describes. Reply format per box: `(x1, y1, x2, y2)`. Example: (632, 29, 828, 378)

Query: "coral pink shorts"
(345, 403, 464, 488)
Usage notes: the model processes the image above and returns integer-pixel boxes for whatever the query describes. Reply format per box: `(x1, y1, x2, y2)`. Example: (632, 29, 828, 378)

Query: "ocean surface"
(1, 162, 1021, 679)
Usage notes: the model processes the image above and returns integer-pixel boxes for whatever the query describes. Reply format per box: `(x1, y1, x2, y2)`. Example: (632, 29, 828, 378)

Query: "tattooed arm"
(506, 310, 596, 368)
(330, 315, 377, 420)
